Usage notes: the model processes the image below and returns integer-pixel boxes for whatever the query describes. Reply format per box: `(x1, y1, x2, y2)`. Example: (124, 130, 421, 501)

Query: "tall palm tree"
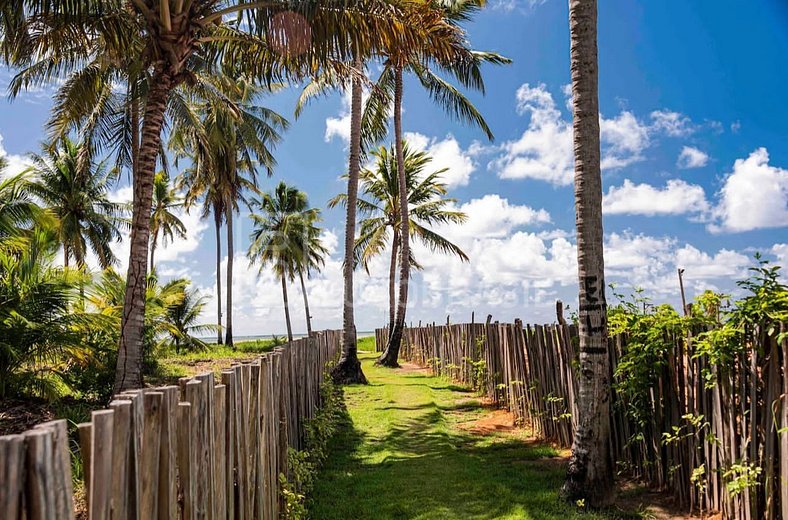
(330, 143, 468, 334)
(291, 209, 328, 338)
(248, 182, 314, 343)
(26, 137, 123, 269)
(171, 78, 288, 348)
(561, 0, 614, 508)
(366, 0, 510, 367)
(331, 57, 369, 384)
(149, 171, 187, 270)
(5, 0, 430, 392)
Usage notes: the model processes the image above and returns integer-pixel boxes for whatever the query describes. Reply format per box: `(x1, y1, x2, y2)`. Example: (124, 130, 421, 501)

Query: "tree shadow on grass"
(310, 376, 642, 520)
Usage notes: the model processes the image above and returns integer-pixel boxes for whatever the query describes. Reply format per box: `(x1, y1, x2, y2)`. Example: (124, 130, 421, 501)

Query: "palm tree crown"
(149, 171, 187, 269)
(26, 137, 123, 269)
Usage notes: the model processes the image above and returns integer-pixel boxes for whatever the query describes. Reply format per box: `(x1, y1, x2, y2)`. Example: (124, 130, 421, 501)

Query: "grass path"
(310, 347, 640, 520)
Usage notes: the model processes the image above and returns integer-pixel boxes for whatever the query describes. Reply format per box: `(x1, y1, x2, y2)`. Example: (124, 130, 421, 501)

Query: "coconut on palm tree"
(248, 182, 318, 343)
(26, 137, 123, 269)
(330, 142, 468, 335)
(171, 78, 288, 348)
(149, 171, 187, 270)
(561, 0, 614, 508)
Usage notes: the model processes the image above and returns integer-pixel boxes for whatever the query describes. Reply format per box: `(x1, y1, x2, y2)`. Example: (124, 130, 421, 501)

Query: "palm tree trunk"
(281, 273, 293, 344)
(330, 57, 368, 385)
(378, 67, 408, 368)
(214, 209, 223, 345)
(114, 72, 173, 393)
(388, 230, 399, 333)
(149, 228, 158, 271)
(63, 245, 69, 269)
(225, 206, 234, 348)
(561, 0, 614, 508)
(299, 269, 313, 337)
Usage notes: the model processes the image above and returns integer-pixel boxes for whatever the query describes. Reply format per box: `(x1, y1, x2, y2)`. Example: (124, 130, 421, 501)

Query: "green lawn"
(309, 340, 646, 520)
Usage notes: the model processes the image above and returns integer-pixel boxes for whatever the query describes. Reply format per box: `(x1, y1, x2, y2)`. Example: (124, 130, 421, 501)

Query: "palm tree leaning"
(5, 0, 425, 392)
(248, 182, 317, 344)
(149, 171, 187, 270)
(26, 137, 123, 269)
(330, 143, 468, 333)
(368, 0, 510, 367)
(561, 0, 614, 508)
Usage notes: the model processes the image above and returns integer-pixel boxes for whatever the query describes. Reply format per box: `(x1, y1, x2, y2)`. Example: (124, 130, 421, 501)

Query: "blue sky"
(1, 0, 787, 336)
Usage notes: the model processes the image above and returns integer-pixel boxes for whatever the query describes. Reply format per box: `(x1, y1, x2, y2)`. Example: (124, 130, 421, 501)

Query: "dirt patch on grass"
(459, 408, 517, 434)
(397, 361, 432, 375)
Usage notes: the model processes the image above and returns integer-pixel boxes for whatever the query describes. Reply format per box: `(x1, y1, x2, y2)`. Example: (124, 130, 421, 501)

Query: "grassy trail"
(310, 346, 633, 520)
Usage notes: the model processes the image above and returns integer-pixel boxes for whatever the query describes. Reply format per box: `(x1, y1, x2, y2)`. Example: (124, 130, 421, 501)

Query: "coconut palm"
(330, 143, 468, 333)
(171, 78, 289, 348)
(247, 182, 315, 343)
(26, 137, 123, 269)
(363, 0, 510, 367)
(293, 209, 328, 337)
(0, 228, 98, 399)
(149, 171, 187, 270)
(162, 281, 216, 354)
(5, 0, 434, 392)
(0, 169, 43, 240)
(561, 0, 614, 507)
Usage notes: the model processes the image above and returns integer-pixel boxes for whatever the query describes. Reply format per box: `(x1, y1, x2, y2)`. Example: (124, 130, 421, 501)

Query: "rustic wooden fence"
(0, 329, 341, 520)
(377, 320, 788, 519)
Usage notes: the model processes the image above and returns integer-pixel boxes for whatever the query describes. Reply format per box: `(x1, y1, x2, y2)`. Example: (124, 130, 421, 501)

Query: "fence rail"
(0, 329, 341, 520)
(377, 320, 788, 519)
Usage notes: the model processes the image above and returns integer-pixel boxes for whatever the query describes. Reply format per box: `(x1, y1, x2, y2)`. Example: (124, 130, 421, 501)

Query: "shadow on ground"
(309, 353, 647, 520)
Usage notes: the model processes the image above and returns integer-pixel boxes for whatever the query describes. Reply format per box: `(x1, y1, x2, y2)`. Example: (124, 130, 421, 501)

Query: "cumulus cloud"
(0, 134, 32, 179)
(650, 110, 695, 137)
(603, 179, 710, 217)
(677, 146, 709, 169)
(403, 132, 476, 188)
(710, 148, 788, 233)
(493, 84, 693, 186)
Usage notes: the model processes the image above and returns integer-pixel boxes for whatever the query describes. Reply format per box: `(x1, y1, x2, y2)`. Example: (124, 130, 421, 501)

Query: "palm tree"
(248, 182, 314, 343)
(0, 169, 43, 240)
(561, 0, 614, 508)
(366, 1, 510, 367)
(331, 57, 369, 384)
(26, 137, 123, 269)
(6, 0, 437, 392)
(330, 143, 468, 334)
(149, 171, 187, 270)
(171, 78, 288, 348)
(0, 228, 98, 399)
(162, 281, 216, 354)
(293, 208, 328, 338)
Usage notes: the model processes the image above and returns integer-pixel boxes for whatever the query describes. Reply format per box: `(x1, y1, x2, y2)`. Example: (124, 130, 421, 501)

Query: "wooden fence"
(377, 321, 788, 519)
(0, 329, 341, 520)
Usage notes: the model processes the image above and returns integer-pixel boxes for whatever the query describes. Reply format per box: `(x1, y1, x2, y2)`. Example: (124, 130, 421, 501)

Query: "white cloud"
(0, 134, 32, 179)
(493, 83, 653, 185)
(677, 146, 709, 169)
(404, 132, 476, 188)
(674, 245, 749, 279)
(603, 179, 710, 216)
(324, 89, 353, 143)
(440, 194, 550, 239)
(650, 110, 694, 137)
(710, 148, 788, 233)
